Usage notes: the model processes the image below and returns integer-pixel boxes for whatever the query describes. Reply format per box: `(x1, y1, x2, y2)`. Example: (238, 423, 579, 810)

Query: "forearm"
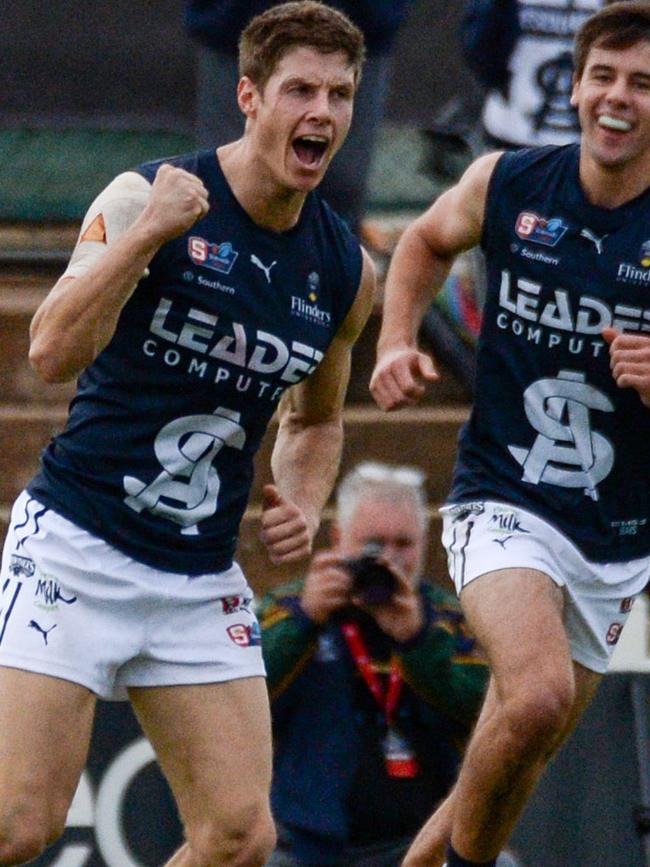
(377, 225, 453, 354)
(29, 222, 162, 382)
(271, 416, 343, 537)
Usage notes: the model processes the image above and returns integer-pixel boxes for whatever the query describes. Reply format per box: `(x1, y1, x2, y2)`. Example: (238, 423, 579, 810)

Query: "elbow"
(29, 339, 77, 384)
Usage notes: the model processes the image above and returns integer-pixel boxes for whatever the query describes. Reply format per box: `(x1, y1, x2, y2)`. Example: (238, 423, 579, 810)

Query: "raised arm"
(260, 248, 376, 564)
(370, 151, 501, 411)
(29, 164, 209, 383)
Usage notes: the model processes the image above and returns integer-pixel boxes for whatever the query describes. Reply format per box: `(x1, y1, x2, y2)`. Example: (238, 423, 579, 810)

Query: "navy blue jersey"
(29, 150, 362, 573)
(449, 144, 650, 562)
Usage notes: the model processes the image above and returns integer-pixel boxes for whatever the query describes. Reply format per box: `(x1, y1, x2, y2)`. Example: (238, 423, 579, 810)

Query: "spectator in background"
(460, 0, 604, 149)
(185, 0, 414, 235)
(257, 462, 518, 867)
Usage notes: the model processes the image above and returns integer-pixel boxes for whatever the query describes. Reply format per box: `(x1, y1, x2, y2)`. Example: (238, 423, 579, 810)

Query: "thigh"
(129, 676, 273, 827)
(0, 667, 95, 812)
(459, 566, 571, 691)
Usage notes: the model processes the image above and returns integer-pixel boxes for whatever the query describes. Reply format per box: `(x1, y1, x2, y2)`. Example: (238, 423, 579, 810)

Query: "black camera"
(343, 542, 398, 605)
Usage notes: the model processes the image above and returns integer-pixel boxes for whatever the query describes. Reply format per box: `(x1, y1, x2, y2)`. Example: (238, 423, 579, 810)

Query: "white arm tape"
(63, 171, 152, 279)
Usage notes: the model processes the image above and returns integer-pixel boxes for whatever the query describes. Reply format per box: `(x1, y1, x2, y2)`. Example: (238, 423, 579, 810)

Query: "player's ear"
(570, 74, 580, 108)
(237, 76, 260, 118)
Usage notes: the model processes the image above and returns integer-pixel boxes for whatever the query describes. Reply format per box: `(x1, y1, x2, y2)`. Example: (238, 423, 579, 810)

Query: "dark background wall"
(0, 0, 475, 131)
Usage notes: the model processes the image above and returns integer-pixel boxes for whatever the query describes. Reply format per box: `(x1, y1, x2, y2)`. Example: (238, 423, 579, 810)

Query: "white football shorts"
(0, 491, 265, 699)
(441, 500, 650, 673)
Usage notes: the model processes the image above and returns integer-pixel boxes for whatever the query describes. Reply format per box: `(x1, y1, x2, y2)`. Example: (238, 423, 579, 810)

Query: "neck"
(579, 152, 650, 209)
(217, 141, 308, 232)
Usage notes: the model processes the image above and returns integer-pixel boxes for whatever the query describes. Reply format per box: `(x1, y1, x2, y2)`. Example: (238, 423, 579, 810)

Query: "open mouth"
(292, 135, 329, 168)
(598, 114, 632, 133)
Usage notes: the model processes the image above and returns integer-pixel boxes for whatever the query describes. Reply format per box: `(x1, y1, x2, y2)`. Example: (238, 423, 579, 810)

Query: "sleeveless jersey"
(29, 150, 362, 574)
(449, 144, 650, 562)
(482, 0, 600, 147)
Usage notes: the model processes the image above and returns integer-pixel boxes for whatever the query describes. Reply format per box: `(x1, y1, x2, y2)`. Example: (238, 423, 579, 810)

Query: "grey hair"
(335, 461, 429, 533)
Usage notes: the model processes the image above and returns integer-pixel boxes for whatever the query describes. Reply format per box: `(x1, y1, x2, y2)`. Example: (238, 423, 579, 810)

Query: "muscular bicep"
(413, 151, 502, 259)
(64, 171, 152, 279)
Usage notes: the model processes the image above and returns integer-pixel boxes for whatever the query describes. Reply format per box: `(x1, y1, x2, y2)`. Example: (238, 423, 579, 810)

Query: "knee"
(502, 677, 575, 753)
(0, 810, 64, 865)
(0, 834, 47, 867)
(186, 805, 276, 867)
(0, 793, 69, 865)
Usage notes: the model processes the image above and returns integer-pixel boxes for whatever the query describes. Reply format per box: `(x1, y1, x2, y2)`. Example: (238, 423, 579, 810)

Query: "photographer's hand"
(301, 551, 354, 624)
(355, 563, 425, 644)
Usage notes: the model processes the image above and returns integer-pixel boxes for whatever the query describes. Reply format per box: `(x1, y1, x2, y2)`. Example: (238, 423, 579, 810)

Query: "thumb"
(262, 484, 284, 511)
(417, 352, 439, 381)
(602, 326, 619, 345)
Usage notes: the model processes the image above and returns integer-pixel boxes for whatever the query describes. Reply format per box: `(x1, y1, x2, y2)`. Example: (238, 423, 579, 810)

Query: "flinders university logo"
(188, 236, 239, 275)
(616, 239, 650, 285)
(290, 271, 332, 328)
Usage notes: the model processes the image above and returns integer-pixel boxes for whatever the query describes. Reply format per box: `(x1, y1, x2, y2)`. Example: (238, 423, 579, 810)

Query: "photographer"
(258, 462, 494, 867)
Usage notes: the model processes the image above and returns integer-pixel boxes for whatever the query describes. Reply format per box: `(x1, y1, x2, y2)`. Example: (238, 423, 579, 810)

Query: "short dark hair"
(239, 1, 365, 91)
(574, 1, 650, 79)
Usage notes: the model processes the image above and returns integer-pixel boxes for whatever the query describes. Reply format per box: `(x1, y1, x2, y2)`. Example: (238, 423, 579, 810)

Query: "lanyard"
(341, 621, 403, 726)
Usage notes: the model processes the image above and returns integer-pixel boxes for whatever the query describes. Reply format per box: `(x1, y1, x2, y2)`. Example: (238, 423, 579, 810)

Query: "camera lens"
(344, 544, 397, 604)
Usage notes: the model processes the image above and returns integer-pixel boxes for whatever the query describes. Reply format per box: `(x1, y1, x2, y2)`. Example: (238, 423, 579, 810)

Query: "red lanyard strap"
(341, 621, 403, 726)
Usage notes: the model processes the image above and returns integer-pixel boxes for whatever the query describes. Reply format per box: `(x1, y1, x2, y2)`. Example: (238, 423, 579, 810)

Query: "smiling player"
(370, 3, 650, 866)
(0, 4, 375, 865)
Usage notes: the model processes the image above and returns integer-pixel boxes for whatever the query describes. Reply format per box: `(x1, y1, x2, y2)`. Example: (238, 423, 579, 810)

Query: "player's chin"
(291, 168, 327, 193)
(289, 153, 331, 189)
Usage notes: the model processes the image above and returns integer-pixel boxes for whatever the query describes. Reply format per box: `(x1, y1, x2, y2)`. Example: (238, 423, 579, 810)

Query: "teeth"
(599, 115, 632, 132)
(300, 135, 327, 143)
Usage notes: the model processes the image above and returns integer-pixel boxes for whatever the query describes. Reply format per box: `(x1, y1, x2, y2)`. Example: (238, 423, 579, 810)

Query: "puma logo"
(28, 620, 57, 645)
(580, 228, 607, 255)
(251, 254, 277, 283)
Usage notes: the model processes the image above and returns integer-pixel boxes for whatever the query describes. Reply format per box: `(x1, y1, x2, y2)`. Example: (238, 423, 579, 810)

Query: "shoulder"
(84, 171, 152, 216)
(417, 151, 504, 251)
(67, 171, 152, 274)
(458, 150, 505, 199)
(492, 143, 576, 184)
(482, 144, 578, 219)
